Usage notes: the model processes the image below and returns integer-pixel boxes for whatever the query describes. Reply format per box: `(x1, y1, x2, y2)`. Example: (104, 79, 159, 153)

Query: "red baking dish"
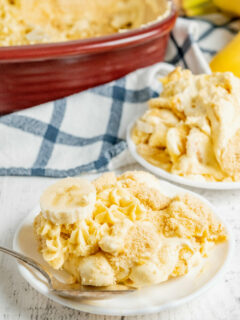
(0, 4, 177, 114)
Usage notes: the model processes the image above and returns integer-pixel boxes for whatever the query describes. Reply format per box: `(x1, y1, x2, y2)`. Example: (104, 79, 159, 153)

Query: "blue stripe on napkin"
(0, 16, 238, 177)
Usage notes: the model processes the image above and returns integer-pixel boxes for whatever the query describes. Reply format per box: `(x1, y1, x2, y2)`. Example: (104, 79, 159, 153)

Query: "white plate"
(127, 120, 240, 190)
(13, 176, 232, 316)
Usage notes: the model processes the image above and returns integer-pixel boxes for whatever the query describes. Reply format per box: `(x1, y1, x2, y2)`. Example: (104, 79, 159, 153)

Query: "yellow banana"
(213, 0, 240, 16)
(210, 32, 240, 77)
(180, 0, 217, 16)
(179, 0, 240, 16)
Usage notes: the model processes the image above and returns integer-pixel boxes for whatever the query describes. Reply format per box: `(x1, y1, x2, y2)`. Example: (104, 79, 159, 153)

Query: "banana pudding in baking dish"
(132, 68, 240, 182)
(34, 171, 226, 287)
(0, 0, 170, 46)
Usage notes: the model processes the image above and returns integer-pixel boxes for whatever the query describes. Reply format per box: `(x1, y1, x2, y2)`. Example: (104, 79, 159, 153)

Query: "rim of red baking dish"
(0, 2, 177, 62)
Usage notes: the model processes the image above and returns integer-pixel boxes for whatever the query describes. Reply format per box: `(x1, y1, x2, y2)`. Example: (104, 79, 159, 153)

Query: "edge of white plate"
(127, 119, 240, 190)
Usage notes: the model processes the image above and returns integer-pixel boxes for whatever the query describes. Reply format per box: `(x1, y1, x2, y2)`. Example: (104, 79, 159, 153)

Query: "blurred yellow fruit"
(179, 0, 240, 16)
(210, 32, 240, 77)
(213, 0, 240, 16)
(181, 0, 217, 16)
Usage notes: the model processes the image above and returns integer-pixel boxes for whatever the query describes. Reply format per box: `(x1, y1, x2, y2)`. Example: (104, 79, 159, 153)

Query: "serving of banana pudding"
(34, 171, 226, 288)
(132, 68, 240, 182)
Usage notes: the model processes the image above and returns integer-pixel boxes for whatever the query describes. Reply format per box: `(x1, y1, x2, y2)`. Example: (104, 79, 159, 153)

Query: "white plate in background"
(127, 119, 240, 190)
(13, 175, 232, 316)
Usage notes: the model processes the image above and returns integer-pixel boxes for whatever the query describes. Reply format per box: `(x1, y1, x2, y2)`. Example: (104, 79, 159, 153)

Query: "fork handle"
(0, 246, 51, 284)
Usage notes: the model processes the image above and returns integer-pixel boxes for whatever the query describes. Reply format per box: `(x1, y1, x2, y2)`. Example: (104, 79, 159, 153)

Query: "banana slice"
(40, 178, 96, 225)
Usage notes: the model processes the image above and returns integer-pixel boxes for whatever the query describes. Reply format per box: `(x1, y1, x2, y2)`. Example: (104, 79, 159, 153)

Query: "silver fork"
(0, 246, 136, 299)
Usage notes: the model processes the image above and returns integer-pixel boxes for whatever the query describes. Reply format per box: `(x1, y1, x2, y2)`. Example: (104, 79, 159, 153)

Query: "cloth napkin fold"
(0, 16, 238, 177)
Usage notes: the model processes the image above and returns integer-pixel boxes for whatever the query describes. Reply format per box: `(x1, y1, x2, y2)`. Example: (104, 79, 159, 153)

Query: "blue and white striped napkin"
(0, 16, 238, 177)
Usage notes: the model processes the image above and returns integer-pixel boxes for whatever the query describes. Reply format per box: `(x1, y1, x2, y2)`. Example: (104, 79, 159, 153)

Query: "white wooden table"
(0, 173, 239, 320)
